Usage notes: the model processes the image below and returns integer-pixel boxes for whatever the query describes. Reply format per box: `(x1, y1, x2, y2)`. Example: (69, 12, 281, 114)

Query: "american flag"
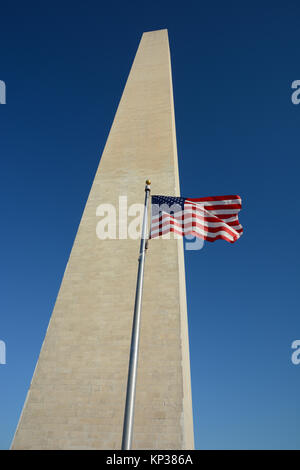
(149, 195, 243, 243)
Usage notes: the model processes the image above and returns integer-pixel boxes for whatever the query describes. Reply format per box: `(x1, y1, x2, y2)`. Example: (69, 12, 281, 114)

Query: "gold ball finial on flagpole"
(146, 179, 151, 185)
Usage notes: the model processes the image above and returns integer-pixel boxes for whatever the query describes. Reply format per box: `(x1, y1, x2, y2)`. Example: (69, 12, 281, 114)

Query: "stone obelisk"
(12, 29, 194, 450)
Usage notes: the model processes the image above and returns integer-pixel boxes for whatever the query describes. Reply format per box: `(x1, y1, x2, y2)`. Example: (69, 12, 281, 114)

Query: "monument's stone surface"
(12, 29, 194, 450)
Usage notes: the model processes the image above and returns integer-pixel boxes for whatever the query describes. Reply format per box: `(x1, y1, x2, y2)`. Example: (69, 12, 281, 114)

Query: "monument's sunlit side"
(12, 29, 194, 450)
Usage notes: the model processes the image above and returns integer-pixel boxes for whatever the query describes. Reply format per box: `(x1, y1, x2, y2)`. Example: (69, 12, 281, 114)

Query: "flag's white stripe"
(151, 209, 238, 224)
(185, 211, 239, 223)
(150, 223, 240, 243)
(184, 207, 239, 214)
(177, 209, 240, 220)
(188, 225, 237, 241)
(150, 224, 237, 241)
(150, 217, 239, 238)
(151, 214, 240, 232)
(151, 220, 243, 234)
(151, 228, 237, 243)
(229, 224, 243, 231)
(185, 205, 241, 215)
(152, 210, 239, 222)
(202, 208, 240, 215)
(151, 212, 239, 226)
(186, 199, 241, 207)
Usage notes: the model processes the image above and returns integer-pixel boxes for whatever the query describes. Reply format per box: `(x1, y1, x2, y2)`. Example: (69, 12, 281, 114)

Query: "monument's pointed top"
(142, 28, 168, 35)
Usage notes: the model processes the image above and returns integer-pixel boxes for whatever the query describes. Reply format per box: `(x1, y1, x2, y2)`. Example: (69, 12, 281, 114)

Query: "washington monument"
(12, 29, 194, 450)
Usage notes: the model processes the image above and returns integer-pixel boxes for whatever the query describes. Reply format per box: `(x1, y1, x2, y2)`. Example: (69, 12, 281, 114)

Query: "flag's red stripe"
(214, 213, 238, 220)
(185, 201, 241, 211)
(186, 195, 241, 203)
(204, 204, 241, 211)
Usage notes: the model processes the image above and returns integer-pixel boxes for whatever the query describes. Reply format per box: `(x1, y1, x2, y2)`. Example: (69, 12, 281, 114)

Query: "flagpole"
(121, 179, 151, 450)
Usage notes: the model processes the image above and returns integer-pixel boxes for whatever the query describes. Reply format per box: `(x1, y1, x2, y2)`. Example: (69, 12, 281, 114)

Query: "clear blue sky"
(0, 0, 300, 450)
